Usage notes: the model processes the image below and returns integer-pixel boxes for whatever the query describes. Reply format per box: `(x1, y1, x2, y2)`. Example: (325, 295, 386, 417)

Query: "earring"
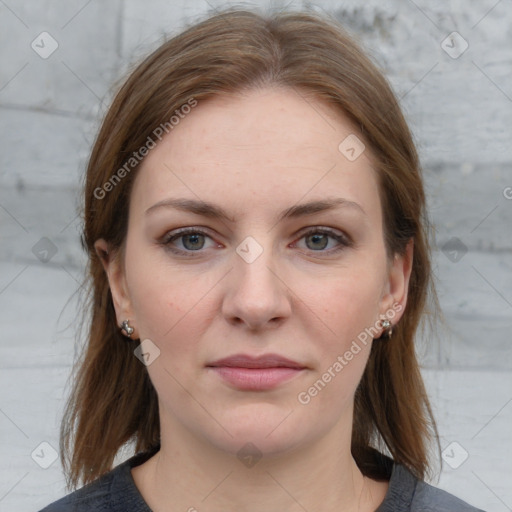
(120, 319, 134, 338)
(379, 319, 393, 340)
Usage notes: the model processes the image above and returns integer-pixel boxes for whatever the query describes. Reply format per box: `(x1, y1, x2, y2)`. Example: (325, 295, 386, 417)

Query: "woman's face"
(99, 87, 411, 458)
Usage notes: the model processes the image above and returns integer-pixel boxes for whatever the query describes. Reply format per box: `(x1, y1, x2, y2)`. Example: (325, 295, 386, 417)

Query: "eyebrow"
(145, 197, 366, 223)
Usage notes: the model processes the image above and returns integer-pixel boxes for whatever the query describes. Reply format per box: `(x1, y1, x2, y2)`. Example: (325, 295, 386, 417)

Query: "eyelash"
(159, 227, 352, 257)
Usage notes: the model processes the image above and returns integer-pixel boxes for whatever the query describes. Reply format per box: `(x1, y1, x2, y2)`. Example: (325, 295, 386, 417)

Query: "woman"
(40, 8, 485, 512)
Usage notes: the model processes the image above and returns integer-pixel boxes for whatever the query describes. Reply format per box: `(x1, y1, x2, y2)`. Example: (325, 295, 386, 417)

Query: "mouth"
(206, 353, 307, 391)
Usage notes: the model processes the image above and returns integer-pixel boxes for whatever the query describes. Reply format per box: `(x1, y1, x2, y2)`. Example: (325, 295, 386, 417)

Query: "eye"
(294, 228, 352, 253)
(160, 228, 218, 255)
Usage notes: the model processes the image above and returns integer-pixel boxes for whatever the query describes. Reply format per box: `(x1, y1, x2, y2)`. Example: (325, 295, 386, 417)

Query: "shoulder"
(412, 475, 486, 512)
(378, 462, 486, 512)
(38, 451, 154, 512)
(38, 470, 118, 512)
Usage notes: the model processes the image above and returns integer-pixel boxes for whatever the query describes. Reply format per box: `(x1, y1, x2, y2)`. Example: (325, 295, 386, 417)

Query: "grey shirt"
(39, 450, 485, 511)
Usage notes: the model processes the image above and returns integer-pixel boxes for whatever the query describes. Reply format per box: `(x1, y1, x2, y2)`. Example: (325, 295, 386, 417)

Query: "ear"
(94, 238, 137, 337)
(379, 238, 414, 327)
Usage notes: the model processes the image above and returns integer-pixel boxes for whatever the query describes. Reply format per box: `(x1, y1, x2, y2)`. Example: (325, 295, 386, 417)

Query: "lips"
(206, 354, 307, 391)
(206, 353, 306, 370)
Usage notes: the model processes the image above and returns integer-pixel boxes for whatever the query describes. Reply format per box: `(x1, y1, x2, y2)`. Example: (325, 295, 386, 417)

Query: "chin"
(209, 406, 308, 456)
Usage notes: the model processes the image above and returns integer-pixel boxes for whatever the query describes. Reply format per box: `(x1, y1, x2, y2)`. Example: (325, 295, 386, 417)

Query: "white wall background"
(0, 0, 511, 511)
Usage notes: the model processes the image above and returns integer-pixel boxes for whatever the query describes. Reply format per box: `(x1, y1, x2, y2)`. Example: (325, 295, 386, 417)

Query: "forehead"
(131, 87, 381, 223)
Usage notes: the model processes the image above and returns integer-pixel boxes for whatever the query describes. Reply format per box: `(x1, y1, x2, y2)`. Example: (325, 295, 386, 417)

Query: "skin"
(96, 86, 413, 512)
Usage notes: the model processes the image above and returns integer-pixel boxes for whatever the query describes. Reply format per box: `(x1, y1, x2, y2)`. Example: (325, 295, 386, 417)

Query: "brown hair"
(61, 7, 440, 489)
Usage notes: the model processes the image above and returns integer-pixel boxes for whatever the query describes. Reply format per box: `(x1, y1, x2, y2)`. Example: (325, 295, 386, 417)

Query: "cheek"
(124, 243, 218, 365)
(294, 274, 382, 413)
(129, 270, 205, 341)
(302, 265, 384, 349)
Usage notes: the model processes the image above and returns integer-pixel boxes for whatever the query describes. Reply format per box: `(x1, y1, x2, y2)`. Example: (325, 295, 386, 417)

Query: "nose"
(221, 241, 292, 331)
